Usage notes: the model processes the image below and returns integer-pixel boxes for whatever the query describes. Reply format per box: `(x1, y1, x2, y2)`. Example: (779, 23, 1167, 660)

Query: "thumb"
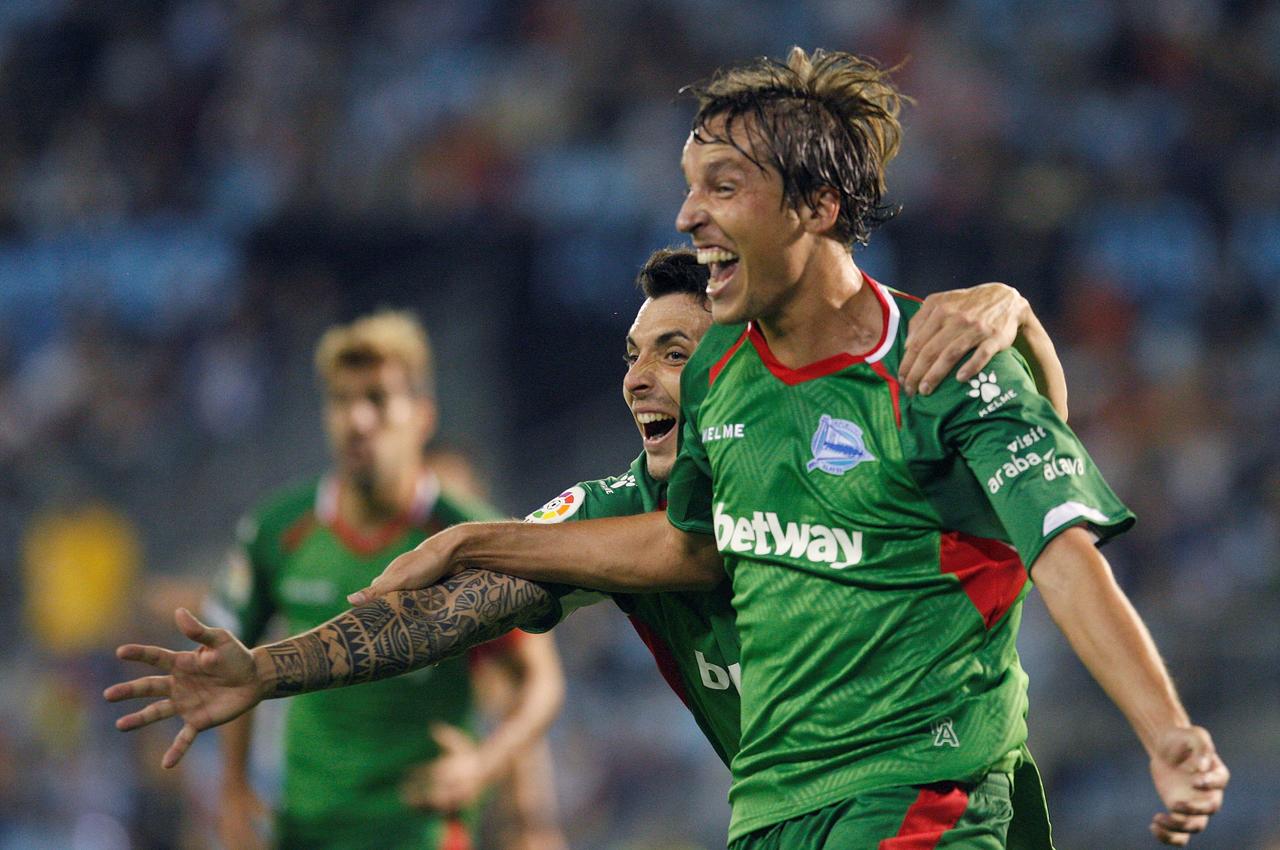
(175, 607, 224, 648)
(347, 559, 402, 606)
(346, 576, 384, 607)
(430, 723, 474, 754)
(348, 555, 412, 606)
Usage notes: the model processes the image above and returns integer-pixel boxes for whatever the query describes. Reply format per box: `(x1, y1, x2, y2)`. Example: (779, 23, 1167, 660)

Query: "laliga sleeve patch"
(525, 485, 587, 524)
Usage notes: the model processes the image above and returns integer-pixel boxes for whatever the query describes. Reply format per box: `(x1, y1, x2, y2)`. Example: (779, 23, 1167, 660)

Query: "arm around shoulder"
(353, 512, 723, 602)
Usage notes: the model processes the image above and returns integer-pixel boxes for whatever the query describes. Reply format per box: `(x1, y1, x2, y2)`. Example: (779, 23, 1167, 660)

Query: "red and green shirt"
(525, 453, 741, 766)
(667, 275, 1134, 840)
(207, 474, 510, 849)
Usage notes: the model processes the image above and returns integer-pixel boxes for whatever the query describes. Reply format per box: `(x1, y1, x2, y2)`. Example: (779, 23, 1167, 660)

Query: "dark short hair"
(683, 47, 906, 248)
(636, 247, 710, 309)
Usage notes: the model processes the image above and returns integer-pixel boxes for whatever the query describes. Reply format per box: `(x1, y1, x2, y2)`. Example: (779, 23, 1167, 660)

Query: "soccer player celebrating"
(200, 311, 566, 850)
(106, 252, 1066, 827)
(338, 50, 1230, 847)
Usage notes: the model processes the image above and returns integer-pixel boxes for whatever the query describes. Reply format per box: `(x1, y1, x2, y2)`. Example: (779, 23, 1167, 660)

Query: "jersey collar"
(315, 470, 441, 555)
(745, 272, 900, 385)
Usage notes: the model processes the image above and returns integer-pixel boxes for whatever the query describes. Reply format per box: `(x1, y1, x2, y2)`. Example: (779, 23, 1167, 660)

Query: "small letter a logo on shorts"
(932, 717, 960, 748)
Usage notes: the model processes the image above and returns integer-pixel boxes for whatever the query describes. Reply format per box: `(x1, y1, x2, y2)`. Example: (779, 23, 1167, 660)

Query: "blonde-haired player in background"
(204, 310, 566, 850)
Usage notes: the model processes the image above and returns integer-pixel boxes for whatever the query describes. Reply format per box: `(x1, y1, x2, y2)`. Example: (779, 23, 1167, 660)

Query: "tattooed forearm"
(262, 569, 556, 698)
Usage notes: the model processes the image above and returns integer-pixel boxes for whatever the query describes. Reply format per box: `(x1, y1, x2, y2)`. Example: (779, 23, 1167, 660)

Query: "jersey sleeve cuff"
(520, 583, 608, 632)
(1024, 504, 1136, 574)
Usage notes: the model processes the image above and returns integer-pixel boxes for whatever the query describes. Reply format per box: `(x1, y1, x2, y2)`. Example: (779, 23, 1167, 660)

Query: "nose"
(676, 188, 705, 234)
(623, 356, 654, 398)
(345, 399, 378, 435)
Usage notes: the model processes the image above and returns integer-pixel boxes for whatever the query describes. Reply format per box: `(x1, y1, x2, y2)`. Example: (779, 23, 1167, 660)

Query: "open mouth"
(696, 248, 740, 294)
(637, 412, 677, 443)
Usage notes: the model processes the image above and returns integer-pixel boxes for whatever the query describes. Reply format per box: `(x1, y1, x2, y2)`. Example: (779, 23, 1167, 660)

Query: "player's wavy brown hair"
(315, 310, 434, 397)
(683, 47, 907, 247)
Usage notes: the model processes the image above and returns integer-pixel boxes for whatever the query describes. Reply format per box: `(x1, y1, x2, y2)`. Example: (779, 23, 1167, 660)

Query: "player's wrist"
(443, 522, 488, 576)
(251, 645, 281, 700)
(1132, 711, 1195, 760)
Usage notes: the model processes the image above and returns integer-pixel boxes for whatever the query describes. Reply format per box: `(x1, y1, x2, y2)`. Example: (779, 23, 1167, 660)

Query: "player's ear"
(800, 187, 841, 235)
(417, 396, 438, 444)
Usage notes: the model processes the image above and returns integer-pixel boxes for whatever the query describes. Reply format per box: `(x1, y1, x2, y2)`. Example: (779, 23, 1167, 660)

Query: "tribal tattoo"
(263, 569, 556, 696)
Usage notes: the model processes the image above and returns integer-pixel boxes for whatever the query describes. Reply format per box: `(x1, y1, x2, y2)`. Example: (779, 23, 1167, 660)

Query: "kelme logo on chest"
(807, 414, 875, 475)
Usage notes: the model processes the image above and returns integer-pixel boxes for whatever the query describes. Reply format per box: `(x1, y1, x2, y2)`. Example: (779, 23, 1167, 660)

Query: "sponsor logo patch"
(695, 650, 741, 693)
(968, 371, 1003, 403)
(807, 414, 875, 475)
(713, 504, 863, 569)
(599, 474, 636, 495)
(702, 423, 746, 443)
(969, 370, 1017, 417)
(526, 485, 586, 523)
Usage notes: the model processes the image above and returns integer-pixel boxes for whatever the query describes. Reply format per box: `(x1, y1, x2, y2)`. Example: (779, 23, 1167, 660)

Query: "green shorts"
(729, 762, 1054, 850)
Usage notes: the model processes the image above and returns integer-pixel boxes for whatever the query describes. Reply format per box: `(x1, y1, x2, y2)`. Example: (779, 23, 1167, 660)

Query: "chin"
(710, 300, 748, 325)
(645, 452, 674, 482)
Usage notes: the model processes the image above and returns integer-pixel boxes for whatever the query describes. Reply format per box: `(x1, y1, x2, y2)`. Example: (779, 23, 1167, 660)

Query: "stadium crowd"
(0, 1, 1276, 847)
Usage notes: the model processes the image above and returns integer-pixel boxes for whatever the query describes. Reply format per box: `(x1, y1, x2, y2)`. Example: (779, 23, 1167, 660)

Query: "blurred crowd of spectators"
(0, 1, 1276, 847)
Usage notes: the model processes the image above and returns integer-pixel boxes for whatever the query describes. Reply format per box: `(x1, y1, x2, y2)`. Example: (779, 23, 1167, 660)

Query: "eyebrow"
(625, 330, 695, 349)
(704, 158, 745, 180)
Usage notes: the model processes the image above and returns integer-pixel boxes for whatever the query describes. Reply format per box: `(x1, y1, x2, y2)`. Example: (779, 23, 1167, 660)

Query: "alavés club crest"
(807, 414, 875, 476)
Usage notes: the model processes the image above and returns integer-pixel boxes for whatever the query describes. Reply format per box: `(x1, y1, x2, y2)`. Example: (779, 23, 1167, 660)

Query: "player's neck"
(755, 251, 880, 368)
(340, 467, 422, 529)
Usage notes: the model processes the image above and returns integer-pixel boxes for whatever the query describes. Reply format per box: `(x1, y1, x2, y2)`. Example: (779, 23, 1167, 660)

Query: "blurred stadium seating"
(0, 1, 1276, 847)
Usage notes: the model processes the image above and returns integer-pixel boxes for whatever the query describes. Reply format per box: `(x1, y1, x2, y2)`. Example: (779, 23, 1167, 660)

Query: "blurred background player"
(202, 311, 566, 850)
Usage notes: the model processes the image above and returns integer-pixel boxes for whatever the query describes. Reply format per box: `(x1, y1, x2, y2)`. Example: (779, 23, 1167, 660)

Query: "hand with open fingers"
(104, 607, 264, 769)
(898, 282, 1029, 397)
(347, 529, 456, 606)
(400, 724, 492, 813)
(1148, 725, 1229, 845)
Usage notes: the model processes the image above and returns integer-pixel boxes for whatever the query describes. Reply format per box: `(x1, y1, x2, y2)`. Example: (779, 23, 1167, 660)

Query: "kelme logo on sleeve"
(807, 414, 875, 475)
(969, 370, 1017, 417)
(713, 503, 863, 569)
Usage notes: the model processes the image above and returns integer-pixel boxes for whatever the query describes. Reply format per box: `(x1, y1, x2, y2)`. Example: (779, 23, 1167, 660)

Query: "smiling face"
(623, 292, 712, 481)
(675, 115, 816, 326)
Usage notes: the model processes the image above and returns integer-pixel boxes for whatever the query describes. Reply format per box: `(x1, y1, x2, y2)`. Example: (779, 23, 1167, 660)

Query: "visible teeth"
(696, 248, 738, 265)
(636, 412, 675, 424)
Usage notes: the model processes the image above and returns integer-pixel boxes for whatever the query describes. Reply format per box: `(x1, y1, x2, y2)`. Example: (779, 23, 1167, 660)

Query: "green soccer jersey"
(206, 473, 506, 849)
(524, 453, 742, 766)
(666, 274, 1135, 841)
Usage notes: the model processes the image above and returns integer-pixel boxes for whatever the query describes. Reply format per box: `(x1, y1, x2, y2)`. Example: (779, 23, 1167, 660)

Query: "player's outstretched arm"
(899, 282, 1069, 419)
(1033, 528, 1229, 846)
(348, 510, 723, 606)
(107, 569, 557, 768)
